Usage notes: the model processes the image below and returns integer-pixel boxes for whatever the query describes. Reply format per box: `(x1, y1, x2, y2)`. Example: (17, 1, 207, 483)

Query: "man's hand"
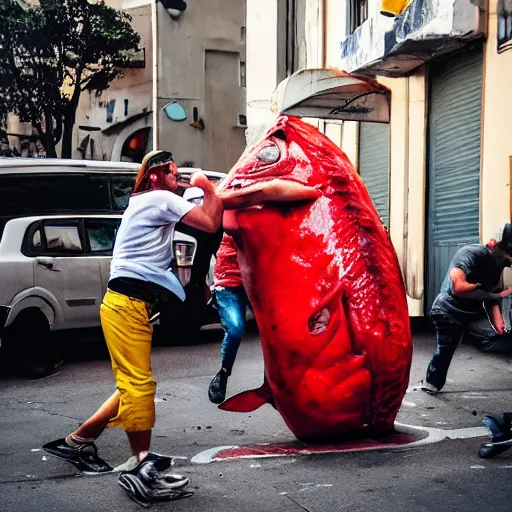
(499, 286, 512, 298)
(490, 304, 506, 334)
(190, 172, 213, 191)
(181, 172, 223, 233)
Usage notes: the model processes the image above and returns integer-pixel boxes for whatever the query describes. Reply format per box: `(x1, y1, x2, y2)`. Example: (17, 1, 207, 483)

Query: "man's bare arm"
(449, 268, 481, 294)
(180, 173, 223, 233)
(450, 267, 512, 299)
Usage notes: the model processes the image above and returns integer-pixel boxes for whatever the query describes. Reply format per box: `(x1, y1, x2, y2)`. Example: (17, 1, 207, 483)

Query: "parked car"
(0, 158, 225, 377)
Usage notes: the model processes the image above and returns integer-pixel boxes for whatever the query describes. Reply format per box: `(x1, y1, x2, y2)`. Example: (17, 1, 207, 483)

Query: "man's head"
(133, 150, 181, 194)
(497, 223, 512, 262)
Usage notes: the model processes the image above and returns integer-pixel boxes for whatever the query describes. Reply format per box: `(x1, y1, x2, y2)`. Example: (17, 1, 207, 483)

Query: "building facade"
(287, 0, 511, 317)
(78, 0, 247, 172)
(8, 0, 247, 173)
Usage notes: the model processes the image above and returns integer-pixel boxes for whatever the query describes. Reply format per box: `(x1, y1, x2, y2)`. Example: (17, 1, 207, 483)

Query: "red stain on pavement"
(214, 431, 425, 460)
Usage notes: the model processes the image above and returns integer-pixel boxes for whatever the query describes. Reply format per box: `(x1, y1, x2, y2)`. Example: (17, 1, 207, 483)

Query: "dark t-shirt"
(431, 245, 509, 321)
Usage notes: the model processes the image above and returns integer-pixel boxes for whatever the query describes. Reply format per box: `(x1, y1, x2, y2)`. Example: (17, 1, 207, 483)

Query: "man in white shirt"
(44, 151, 222, 505)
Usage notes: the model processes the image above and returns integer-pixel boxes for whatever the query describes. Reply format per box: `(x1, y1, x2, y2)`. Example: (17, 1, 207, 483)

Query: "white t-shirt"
(109, 189, 195, 301)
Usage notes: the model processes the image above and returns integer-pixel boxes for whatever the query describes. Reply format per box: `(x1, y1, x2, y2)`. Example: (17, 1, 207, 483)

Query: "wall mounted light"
(160, 0, 187, 20)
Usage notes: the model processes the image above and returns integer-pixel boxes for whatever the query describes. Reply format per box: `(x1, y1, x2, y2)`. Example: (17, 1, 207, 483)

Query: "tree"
(0, 0, 140, 158)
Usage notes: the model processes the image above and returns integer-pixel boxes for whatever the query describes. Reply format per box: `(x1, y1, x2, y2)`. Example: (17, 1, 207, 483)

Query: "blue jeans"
(426, 311, 512, 390)
(214, 287, 249, 374)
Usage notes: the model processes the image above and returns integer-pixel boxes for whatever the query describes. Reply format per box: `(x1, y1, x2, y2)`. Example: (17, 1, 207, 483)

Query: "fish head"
(217, 116, 356, 210)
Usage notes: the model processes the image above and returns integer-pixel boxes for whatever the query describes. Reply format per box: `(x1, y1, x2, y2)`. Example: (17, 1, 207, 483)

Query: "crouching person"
(43, 151, 222, 506)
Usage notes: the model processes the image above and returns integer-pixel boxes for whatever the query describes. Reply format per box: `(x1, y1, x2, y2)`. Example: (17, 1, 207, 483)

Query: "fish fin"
(218, 382, 272, 412)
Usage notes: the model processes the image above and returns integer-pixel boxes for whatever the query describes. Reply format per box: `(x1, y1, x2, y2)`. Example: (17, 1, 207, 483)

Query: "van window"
(85, 218, 121, 253)
(111, 177, 135, 210)
(43, 224, 83, 254)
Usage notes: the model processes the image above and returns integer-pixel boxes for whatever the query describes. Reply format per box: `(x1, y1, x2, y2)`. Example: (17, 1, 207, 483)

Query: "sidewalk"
(398, 322, 512, 431)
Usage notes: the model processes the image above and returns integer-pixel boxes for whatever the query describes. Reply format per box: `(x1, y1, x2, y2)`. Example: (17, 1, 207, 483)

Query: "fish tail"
(218, 381, 273, 413)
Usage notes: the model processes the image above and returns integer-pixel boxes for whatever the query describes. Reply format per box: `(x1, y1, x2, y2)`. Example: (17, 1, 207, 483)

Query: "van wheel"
(4, 310, 61, 378)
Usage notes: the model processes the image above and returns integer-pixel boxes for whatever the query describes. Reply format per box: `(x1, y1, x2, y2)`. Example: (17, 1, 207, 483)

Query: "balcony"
(340, 0, 486, 77)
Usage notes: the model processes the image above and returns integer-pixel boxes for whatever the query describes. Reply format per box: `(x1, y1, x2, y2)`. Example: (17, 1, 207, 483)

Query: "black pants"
(426, 313, 512, 390)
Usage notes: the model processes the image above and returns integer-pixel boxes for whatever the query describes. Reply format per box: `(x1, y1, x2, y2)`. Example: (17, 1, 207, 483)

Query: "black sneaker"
(420, 382, 440, 395)
(43, 438, 113, 474)
(479, 414, 512, 459)
(208, 368, 229, 404)
(118, 453, 192, 506)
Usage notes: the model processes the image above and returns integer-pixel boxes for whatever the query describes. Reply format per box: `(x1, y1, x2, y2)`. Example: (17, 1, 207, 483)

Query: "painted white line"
(190, 446, 239, 464)
(394, 423, 487, 449)
(190, 423, 489, 464)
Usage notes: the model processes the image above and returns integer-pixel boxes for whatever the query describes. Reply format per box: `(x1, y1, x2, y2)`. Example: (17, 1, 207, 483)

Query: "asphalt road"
(1, 324, 512, 511)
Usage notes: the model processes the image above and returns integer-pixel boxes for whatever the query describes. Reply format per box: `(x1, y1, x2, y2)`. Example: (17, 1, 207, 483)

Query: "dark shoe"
(479, 415, 512, 458)
(420, 382, 440, 395)
(118, 453, 192, 506)
(208, 368, 229, 404)
(43, 438, 113, 474)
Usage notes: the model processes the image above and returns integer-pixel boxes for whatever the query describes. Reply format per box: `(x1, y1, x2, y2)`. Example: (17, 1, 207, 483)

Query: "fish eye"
(257, 144, 280, 164)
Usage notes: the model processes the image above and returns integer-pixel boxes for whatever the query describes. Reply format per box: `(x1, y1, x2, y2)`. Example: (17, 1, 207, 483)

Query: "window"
(498, 0, 512, 53)
(0, 173, 137, 216)
(239, 60, 246, 88)
(349, 0, 368, 34)
(85, 219, 121, 254)
(43, 224, 82, 255)
(0, 174, 111, 216)
(111, 177, 135, 210)
(32, 228, 42, 249)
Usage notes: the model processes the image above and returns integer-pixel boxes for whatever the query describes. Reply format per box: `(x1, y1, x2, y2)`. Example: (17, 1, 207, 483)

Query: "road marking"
(190, 423, 488, 464)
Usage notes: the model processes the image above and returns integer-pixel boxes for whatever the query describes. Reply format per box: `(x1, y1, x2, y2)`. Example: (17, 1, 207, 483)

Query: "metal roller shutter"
(358, 122, 390, 228)
(426, 48, 483, 310)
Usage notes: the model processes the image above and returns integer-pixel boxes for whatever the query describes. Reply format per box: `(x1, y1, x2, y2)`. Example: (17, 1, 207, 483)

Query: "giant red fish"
(216, 115, 412, 441)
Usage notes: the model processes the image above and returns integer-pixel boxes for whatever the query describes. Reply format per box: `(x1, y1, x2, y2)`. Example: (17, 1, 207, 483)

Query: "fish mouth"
(217, 177, 321, 210)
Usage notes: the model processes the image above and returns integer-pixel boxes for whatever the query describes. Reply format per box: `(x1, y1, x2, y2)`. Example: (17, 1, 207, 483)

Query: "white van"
(0, 158, 225, 377)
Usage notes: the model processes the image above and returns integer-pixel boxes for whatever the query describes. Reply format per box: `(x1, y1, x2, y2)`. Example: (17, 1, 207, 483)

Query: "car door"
(83, 217, 122, 295)
(30, 219, 104, 329)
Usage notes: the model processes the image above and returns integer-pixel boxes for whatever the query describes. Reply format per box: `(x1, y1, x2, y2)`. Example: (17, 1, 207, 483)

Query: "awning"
(271, 68, 391, 123)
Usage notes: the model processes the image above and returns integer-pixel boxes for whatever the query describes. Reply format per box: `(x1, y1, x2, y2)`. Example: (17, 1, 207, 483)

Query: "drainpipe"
(151, 0, 159, 151)
(321, 0, 327, 68)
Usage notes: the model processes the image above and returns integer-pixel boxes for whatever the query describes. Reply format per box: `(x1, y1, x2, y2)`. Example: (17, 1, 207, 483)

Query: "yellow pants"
(100, 289, 155, 432)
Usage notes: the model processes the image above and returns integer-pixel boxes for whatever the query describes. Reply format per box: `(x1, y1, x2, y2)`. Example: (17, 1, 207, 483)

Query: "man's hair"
(133, 150, 174, 194)
(498, 223, 512, 255)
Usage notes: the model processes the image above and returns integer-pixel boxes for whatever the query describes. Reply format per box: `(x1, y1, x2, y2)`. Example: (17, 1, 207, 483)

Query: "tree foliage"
(0, 0, 140, 158)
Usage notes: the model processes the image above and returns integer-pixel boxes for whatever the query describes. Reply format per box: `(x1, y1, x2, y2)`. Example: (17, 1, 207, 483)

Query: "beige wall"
(246, 0, 278, 145)
(481, 0, 512, 243)
(157, 0, 246, 171)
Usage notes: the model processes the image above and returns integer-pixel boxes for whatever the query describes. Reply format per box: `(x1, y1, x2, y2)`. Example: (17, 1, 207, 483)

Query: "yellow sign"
(380, 0, 412, 17)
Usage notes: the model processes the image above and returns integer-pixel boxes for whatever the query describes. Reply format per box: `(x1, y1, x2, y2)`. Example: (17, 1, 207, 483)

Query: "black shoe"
(208, 368, 229, 404)
(420, 382, 440, 395)
(479, 415, 512, 459)
(118, 453, 192, 506)
(43, 438, 113, 474)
